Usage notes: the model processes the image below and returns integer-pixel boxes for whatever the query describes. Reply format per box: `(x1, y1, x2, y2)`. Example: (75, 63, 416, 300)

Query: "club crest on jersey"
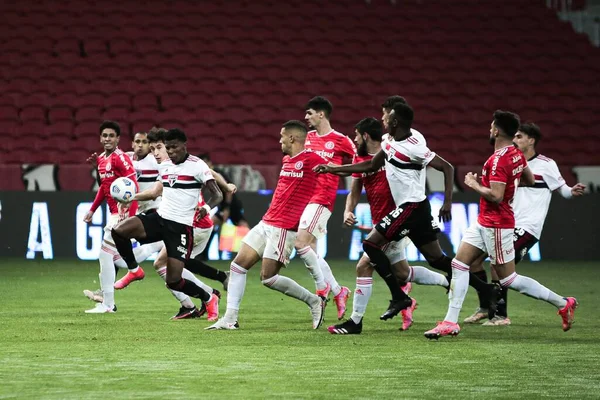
(295, 161, 304, 170)
(105, 162, 112, 171)
(325, 141, 334, 150)
(168, 174, 178, 186)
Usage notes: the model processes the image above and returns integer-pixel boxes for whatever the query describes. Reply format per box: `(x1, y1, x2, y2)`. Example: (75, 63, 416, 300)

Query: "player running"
(465, 122, 586, 326)
(295, 96, 356, 320)
(424, 111, 578, 339)
(207, 120, 328, 330)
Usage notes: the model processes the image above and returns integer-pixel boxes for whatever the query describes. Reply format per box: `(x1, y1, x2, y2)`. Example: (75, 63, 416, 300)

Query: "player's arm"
(198, 180, 223, 218)
(427, 154, 454, 222)
(315, 150, 385, 175)
(465, 173, 506, 204)
(557, 182, 586, 198)
(84, 186, 106, 223)
(133, 181, 163, 201)
(546, 161, 587, 198)
(344, 178, 363, 226)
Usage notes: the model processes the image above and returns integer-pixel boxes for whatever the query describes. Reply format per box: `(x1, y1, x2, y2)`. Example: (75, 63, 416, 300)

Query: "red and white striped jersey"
(157, 155, 214, 226)
(97, 148, 137, 214)
(129, 152, 161, 213)
(352, 153, 395, 225)
(380, 129, 435, 206)
(514, 154, 565, 238)
(304, 129, 355, 211)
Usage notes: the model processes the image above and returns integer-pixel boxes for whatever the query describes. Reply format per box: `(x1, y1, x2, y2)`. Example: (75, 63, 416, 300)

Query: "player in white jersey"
(111, 128, 225, 308)
(465, 122, 586, 326)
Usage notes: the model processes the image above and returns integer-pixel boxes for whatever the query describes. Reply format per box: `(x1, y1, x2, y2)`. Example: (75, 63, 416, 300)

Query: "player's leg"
(185, 227, 229, 290)
(295, 204, 328, 293)
(492, 228, 577, 331)
(463, 252, 492, 324)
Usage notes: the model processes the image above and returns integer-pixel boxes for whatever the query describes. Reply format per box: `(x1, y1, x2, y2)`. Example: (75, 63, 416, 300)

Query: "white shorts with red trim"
(103, 213, 124, 241)
(242, 221, 296, 265)
(462, 222, 515, 265)
(363, 237, 410, 265)
(190, 226, 214, 258)
(298, 203, 332, 239)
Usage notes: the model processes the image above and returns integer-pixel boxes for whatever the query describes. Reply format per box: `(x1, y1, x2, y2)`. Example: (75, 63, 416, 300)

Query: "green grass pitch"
(0, 259, 598, 399)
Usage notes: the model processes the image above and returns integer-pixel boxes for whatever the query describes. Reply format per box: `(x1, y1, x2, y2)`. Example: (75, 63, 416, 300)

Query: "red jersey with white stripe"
(352, 153, 395, 225)
(128, 152, 161, 213)
(158, 154, 214, 226)
(96, 148, 137, 214)
(513, 154, 565, 238)
(478, 145, 527, 229)
(263, 150, 327, 231)
(304, 129, 355, 211)
(380, 130, 435, 206)
(193, 200, 214, 229)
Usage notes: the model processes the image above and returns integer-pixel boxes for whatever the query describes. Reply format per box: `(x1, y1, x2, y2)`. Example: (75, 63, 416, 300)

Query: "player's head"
(198, 153, 214, 169)
(164, 128, 188, 164)
(388, 103, 414, 137)
(147, 127, 168, 163)
(132, 131, 150, 159)
(280, 120, 308, 156)
(490, 110, 520, 145)
(99, 120, 121, 152)
(381, 95, 407, 130)
(354, 117, 383, 157)
(305, 96, 333, 129)
(514, 122, 541, 153)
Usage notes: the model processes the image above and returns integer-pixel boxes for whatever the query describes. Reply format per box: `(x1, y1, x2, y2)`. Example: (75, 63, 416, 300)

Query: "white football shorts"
(462, 222, 515, 264)
(298, 203, 331, 239)
(242, 221, 296, 265)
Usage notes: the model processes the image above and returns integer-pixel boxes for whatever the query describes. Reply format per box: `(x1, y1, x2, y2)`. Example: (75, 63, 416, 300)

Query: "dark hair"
(519, 122, 542, 147)
(164, 128, 187, 142)
(198, 153, 211, 162)
(282, 120, 308, 136)
(493, 110, 520, 138)
(305, 96, 333, 119)
(147, 127, 166, 143)
(391, 103, 414, 130)
(99, 120, 121, 136)
(381, 95, 407, 110)
(355, 117, 383, 142)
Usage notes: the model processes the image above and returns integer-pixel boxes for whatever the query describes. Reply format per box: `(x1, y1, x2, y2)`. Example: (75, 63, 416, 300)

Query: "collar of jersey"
(173, 153, 189, 165)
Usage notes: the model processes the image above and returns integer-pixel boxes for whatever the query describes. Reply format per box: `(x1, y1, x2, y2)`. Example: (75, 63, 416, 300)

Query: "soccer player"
(295, 96, 356, 320)
(83, 120, 141, 314)
(110, 128, 224, 307)
(206, 120, 328, 330)
(424, 111, 578, 339)
(328, 117, 449, 335)
(316, 103, 495, 321)
(464, 122, 586, 326)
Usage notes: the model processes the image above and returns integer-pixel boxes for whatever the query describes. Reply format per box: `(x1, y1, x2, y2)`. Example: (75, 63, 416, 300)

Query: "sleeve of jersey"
(342, 136, 357, 158)
(544, 160, 566, 191)
(489, 157, 510, 184)
(413, 144, 436, 166)
(89, 186, 106, 212)
(116, 153, 137, 179)
(195, 160, 215, 184)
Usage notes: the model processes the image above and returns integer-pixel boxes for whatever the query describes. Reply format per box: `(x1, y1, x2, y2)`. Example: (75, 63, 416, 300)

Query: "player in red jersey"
(425, 111, 578, 339)
(295, 96, 356, 320)
(83, 121, 140, 313)
(207, 121, 328, 330)
(328, 118, 449, 335)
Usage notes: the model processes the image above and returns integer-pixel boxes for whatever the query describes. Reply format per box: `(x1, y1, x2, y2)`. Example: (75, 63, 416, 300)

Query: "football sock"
(167, 279, 211, 302)
(444, 259, 470, 323)
(474, 270, 490, 309)
(110, 228, 138, 270)
(185, 258, 228, 283)
(318, 255, 341, 295)
(493, 279, 508, 317)
(262, 274, 316, 305)
(224, 262, 247, 322)
(99, 244, 116, 308)
(408, 266, 449, 287)
(113, 241, 163, 269)
(350, 277, 373, 324)
(182, 268, 214, 294)
(296, 246, 327, 291)
(500, 272, 567, 309)
(157, 267, 194, 308)
(363, 241, 408, 302)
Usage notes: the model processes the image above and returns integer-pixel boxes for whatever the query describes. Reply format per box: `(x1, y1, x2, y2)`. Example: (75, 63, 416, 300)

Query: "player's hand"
(571, 183, 586, 196)
(195, 205, 209, 221)
(117, 202, 130, 217)
(343, 211, 357, 226)
(86, 152, 98, 168)
(314, 164, 332, 174)
(226, 183, 237, 194)
(438, 201, 452, 223)
(83, 210, 94, 223)
(464, 172, 478, 189)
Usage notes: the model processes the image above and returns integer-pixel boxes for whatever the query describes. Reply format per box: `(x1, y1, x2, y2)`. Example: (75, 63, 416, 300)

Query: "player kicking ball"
(206, 121, 328, 330)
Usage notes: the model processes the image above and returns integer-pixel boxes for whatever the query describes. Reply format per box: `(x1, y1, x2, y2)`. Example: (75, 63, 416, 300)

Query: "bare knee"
(294, 230, 316, 250)
(356, 257, 374, 277)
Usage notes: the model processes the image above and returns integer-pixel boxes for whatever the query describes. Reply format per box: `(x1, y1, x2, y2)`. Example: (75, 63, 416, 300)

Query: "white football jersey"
(157, 155, 214, 226)
(130, 152, 161, 213)
(514, 154, 565, 239)
(381, 129, 436, 206)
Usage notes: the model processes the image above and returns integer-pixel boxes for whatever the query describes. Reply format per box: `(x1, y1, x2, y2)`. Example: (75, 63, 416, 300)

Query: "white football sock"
(318, 255, 341, 296)
(297, 246, 327, 290)
(501, 272, 567, 309)
(157, 267, 194, 308)
(114, 242, 163, 269)
(409, 266, 449, 287)
(350, 277, 373, 324)
(262, 274, 317, 306)
(443, 259, 470, 323)
(223, 262, 247, 323)
(182, 268, 213, 294)
(99, 243, 116, 308)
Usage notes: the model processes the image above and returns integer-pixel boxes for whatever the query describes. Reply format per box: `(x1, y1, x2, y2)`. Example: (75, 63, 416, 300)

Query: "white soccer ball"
(110, 177, 137, 202)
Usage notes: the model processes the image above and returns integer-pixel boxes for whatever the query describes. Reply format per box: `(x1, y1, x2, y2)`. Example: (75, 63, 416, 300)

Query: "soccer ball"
(110, 177, 137, 202)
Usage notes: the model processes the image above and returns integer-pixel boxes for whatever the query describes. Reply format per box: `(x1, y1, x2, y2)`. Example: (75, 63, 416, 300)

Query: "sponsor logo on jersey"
(315, 150, 334, 159)
(512, 155, 521, 163)
(295, 161, 304, 170)
(325, 141, 334, 150)
(512, 165, 524, 176)
(168, 174, 178, 186)
(280, 170, 304, 178)
(491, 155, 500, 176)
